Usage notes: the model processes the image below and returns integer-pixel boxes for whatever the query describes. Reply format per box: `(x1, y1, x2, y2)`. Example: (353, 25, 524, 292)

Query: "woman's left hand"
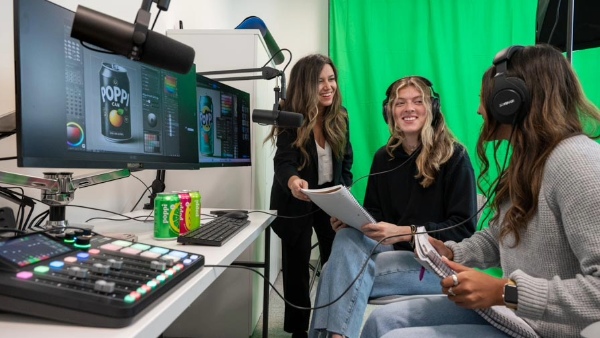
(330, 217, 347, 232)
(440, 257, 506, 309)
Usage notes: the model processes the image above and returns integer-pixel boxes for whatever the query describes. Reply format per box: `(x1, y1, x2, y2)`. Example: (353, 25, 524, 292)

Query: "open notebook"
(414, 226, 539, 338)
(301, 184, 375, 230)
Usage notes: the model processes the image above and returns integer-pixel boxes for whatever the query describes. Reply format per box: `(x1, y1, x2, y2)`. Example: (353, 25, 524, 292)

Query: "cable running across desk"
(177, 215, 250, 246)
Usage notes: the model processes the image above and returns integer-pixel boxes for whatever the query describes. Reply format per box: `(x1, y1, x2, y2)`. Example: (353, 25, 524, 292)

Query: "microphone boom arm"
(198, 67, 282, 81)
(197, 67, 286, 109)
(198, 67, 302, 128)
(0, 169, 130, 230)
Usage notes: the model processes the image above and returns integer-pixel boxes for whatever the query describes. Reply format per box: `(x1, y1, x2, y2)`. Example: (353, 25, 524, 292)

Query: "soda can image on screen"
(100, 62, 131, 142)
(199, 95, 214, 156)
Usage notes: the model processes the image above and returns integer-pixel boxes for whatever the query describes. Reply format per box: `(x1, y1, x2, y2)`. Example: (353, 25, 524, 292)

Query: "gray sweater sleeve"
(446, 135, 600, 337)
(446, 228, 501, 269)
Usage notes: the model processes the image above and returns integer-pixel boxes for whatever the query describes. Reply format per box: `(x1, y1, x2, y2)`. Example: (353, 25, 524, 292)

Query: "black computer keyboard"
(177, 215, 250, 246)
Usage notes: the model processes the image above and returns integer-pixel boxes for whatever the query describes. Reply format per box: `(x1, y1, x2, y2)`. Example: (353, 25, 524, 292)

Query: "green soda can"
(154, 192, 180, 240)
(183, 190, 201, 231)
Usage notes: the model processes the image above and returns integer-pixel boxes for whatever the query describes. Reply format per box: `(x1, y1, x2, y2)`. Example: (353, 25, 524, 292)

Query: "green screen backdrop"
(330, 0, 600, 214)
(329, 0, 600, 277)
(330, 0, 537, 205)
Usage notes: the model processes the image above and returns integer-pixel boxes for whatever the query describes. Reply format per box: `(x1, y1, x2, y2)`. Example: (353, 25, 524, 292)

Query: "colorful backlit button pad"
(8, 235, 204, 306)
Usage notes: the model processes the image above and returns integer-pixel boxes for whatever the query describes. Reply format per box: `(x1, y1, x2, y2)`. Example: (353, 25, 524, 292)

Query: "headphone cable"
(348, 144, 420, 189)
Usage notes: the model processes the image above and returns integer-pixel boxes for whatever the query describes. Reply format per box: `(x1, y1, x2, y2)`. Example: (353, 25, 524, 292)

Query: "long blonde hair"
(265, 54, 348, 169)
(384, 76, 458, 188)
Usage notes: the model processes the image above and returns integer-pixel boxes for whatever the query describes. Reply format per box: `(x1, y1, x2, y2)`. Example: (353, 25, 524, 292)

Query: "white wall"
(1, 1, 327, 335)
(0, 0, 327, 223)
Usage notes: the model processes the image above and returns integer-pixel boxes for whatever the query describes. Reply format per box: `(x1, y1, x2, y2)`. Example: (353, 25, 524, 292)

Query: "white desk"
(0, 209, 275, 338)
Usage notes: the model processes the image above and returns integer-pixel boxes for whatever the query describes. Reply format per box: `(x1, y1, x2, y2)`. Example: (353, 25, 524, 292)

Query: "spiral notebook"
(413, 227, 539, 338)
(301, 185, 375, 230)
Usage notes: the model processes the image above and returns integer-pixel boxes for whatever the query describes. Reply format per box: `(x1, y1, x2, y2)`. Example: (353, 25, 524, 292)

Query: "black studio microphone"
(71, 5, 195, 74)
(251, 71, 303, 128)
(252, 107, 304, 128)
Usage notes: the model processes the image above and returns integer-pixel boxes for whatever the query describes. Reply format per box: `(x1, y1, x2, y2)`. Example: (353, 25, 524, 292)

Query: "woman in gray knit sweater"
(360, 44, 600, 338)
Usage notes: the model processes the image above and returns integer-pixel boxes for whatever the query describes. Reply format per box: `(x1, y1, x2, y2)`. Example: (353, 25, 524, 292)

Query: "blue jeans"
(309, 227, 441, 338)
(361, 296, 509, 338)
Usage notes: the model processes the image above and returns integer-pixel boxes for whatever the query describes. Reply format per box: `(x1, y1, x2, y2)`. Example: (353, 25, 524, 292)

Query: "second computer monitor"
(196, 75, 251, 167)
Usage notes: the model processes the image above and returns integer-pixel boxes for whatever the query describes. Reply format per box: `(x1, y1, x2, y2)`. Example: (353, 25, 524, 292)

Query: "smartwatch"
(503, 279, 518, 310)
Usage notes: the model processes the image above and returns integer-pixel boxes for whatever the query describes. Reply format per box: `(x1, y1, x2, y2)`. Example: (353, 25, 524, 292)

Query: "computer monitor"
(196, 74, 252, 167)
(14, 0, 200, 170)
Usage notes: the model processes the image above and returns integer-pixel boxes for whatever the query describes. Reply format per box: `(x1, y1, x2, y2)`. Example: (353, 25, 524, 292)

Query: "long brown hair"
(477, 44, 600, 245)
(384, 76, 459, 188)
(264, 54, 348, 169)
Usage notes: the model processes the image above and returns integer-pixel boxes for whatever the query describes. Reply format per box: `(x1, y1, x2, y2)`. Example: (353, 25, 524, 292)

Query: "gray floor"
(251, 263, 376, 338)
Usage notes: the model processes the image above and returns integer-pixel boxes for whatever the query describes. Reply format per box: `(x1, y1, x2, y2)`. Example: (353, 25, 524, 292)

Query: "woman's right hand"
(288, 176, 310, 201)
(428, 236, 454, 260)
(330, 217, 347, 232)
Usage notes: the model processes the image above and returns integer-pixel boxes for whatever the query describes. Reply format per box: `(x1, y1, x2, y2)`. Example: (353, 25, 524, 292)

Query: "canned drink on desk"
(154, 192, 180, 240)
(183, 190, 201, 231)
(176, 191, 192, 235)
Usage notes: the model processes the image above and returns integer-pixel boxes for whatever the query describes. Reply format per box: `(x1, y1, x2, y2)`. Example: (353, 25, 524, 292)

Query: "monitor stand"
(143, 169, 166, 210)
(0, 170, 130, 232)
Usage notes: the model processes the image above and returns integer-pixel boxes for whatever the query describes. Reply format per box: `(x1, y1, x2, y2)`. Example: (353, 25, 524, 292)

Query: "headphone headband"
(382, 76, 441, 126)
(493, 46, 523, 75)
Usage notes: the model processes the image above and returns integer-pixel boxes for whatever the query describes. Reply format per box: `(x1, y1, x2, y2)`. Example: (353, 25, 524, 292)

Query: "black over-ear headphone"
(382, 76, 441, 127)
(488, 45, 531, 125)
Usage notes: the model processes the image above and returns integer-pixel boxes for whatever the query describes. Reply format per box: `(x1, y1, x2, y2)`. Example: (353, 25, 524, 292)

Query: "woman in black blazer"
(266, 54, 353, 338)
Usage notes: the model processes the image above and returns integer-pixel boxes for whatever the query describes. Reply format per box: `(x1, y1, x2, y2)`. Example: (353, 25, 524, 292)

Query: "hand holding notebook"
(413, 226, 456, 277)
(301, 185, 375, 230)
(413, 227, 539, 338)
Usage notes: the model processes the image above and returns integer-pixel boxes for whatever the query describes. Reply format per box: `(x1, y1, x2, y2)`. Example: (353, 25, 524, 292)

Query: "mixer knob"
(161, 256, 175, 266)
(107, 259, 123, 269)
(150, 260, 167, 271)
(67, 266, 80, 276)
(67, 266, 89, 278)
(94, 280, 115, 293)
(75, 235, 92, 246)
(91, 263, 110, 274)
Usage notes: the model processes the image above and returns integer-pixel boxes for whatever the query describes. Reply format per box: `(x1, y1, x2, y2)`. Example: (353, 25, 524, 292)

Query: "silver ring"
(452, 274, 459, 286)
(448, 287, 456, 297)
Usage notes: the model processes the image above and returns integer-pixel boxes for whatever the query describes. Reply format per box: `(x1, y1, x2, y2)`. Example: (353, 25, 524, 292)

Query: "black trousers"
(281, 206, 336, 333)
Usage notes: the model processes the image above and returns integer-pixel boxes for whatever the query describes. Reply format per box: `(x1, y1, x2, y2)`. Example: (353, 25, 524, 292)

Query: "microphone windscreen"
(72, 5, 195, 75)
(252, 109, 277, 125)
(252, 109, 303, 128)
(71, 5, 133, 56)
(143, 30, 195, 74)
(277, 110, 304, 128)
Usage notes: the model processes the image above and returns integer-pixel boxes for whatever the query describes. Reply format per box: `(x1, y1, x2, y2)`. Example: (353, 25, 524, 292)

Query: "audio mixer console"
(0, 231, 205, 327)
